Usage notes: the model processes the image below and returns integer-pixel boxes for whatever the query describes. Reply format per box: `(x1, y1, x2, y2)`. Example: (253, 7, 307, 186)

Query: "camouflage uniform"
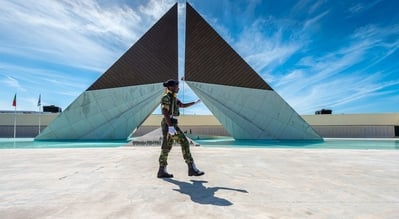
(158, 92, 194, 167)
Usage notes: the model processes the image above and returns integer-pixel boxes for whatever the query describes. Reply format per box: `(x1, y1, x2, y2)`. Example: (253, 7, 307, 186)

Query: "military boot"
(157, 166, 173, 178)
(188, 162, 204, 176)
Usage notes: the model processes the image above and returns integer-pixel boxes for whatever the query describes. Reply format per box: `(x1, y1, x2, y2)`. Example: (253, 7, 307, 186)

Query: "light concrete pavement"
(0, 147, 398, 218)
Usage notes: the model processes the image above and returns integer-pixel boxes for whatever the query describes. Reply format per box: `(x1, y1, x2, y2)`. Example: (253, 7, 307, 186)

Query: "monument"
(36, 3, 321, 140)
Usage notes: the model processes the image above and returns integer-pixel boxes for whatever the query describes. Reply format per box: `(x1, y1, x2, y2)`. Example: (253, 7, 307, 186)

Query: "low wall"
(1, 113, 398, 138)
(0, 112, 56, 138)
(313, 125, 396, 138)
(0, 126, 47, 138)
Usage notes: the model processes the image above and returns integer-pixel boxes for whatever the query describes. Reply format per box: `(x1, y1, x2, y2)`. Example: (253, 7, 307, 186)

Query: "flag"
(37, 94, 41, 107)
(12, 93, 16, 107)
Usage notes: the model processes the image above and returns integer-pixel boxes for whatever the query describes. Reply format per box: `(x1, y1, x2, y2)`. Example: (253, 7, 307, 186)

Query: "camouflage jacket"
(161, 92, 180, 117)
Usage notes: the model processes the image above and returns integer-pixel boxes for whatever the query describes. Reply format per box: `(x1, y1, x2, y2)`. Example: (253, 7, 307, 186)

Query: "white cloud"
(348, 0, 383, 14)
(139, 0, 176, 20)
(291, 0, 327, 16)
(0, 0, 180, 111)
(303, 10, 329, 30)
(0, 62, 89, 90)
(233, 19, 302, 73)
(1, 76, 26, 91)
(274, 24, 399, 114)
(0, 0, 177, 73)
(248, 14, 399, 114)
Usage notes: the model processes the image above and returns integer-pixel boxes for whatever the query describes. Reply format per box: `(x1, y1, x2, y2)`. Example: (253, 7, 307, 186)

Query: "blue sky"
(0, 0, 398, 115)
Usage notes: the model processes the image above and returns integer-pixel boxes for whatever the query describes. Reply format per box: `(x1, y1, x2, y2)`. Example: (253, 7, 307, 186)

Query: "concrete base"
(0, 147, 398, 218)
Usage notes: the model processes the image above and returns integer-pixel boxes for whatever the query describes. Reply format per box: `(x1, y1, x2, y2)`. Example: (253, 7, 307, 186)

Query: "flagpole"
(38, 106, 41, 135)
(38, 94, 41, 135)
(13, 105, 16, 139)
(12, 93, 17, 140)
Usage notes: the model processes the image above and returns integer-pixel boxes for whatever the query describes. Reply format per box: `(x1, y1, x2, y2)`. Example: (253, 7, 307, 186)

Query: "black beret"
(163, 79, 179, 87)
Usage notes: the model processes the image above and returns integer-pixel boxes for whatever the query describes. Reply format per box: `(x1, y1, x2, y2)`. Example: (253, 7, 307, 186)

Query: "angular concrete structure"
(36, 3, 320, 140)
(184, 4, 321, 140)
(36, 4, 178, 140)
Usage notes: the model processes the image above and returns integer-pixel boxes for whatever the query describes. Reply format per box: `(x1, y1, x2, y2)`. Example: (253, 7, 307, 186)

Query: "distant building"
(315, 109, 332, 115)
(43, 105, 62, 113)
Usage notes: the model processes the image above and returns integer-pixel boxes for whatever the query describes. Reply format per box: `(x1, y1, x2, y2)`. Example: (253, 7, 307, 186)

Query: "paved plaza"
(0, 146, 398, 218)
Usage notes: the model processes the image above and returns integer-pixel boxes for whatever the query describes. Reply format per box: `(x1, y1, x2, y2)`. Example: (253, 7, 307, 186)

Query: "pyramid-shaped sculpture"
(36, 4, 178, 140)
(36, 3, 320, 141)
(184, 4, 321, 140)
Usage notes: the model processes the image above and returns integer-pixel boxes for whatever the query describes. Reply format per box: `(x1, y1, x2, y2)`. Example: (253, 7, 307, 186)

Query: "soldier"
(157, 79, 204, 178)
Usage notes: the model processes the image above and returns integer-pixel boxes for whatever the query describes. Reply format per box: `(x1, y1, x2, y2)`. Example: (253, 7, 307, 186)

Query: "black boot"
(188, 162, 204, 176)
(157, 166, 173, 178)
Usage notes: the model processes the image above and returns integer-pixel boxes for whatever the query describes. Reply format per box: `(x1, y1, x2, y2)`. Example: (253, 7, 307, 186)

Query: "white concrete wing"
(186, 81, 321, 140)
(36, 83, 163, 140)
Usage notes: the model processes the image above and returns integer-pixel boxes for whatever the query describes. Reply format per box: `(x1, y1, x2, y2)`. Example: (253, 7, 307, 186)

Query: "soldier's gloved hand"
(168, 126, 177, 135)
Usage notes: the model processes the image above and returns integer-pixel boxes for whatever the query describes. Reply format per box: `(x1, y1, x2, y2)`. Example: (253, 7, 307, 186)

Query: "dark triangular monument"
(185, 4, 271, 90)
(184, 3, 320, 140)
(36, 3, 320, 140)
(36, 4, 178, 140)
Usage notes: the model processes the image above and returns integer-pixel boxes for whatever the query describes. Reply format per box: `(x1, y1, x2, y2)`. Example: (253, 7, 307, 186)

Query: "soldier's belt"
(170, 117, 178, 125)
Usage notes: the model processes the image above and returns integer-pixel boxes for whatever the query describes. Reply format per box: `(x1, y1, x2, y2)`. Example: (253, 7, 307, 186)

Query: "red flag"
(12, 94, 16, 107)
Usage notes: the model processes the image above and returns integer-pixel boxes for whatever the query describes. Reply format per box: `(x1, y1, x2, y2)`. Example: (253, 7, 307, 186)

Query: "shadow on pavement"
(163, 178, 248, 206)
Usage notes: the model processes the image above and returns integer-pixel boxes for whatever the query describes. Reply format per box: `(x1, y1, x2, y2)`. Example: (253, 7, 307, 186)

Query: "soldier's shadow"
(163, 178, 248, 206)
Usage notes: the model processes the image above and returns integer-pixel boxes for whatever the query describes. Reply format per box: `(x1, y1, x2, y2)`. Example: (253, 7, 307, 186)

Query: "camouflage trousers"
(159, 119, 194, 167)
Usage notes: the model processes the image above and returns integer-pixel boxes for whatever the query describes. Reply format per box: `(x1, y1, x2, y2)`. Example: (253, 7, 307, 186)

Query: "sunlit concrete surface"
(0, 147, 398, 218)
(187, 81, 321, 140)
(35, 83, 164, 140)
